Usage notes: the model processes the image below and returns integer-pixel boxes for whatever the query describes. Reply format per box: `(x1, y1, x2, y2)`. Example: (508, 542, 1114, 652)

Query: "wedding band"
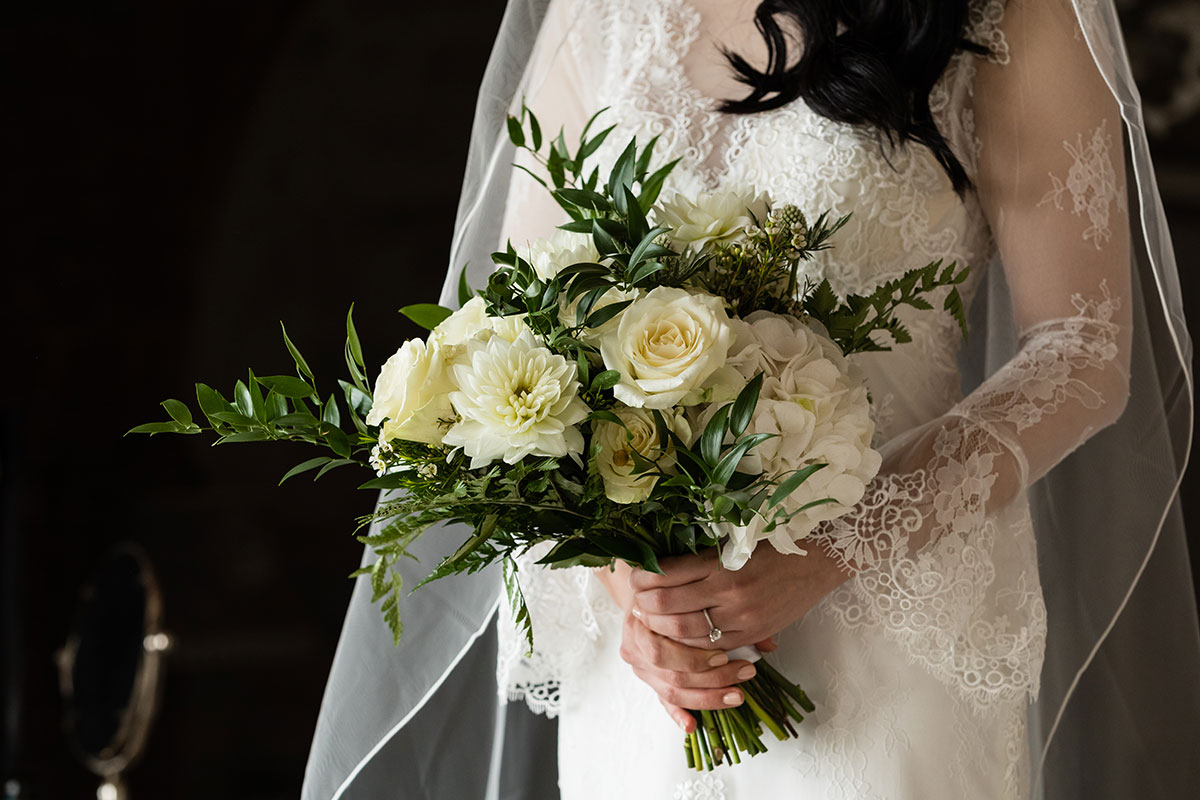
(702, 608, 723, 643)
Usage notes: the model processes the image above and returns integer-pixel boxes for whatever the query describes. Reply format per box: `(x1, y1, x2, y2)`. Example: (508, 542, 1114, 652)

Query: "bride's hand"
(629, 543, 852, 651)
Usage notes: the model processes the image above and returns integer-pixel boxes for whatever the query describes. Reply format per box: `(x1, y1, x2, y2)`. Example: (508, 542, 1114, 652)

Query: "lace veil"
(301, 1, 1198, 797)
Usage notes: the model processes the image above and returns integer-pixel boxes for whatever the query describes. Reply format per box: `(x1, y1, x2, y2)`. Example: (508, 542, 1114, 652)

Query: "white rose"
(366, 338, 456, 446)
(594, 406, 691, 504)
(442, 328, 590, 468)
(600, 287, 733, 409)
(561, 285, 642, 343)
(654, 188, 771, 252)
(522, 228, 601, 281)
(431, 296, 527, 352)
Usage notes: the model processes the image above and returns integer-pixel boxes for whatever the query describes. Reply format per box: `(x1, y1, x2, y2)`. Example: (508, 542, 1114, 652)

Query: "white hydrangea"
(711, 311, 881, 569)
(654, 187, 771, 252)
(442, 328, 590, 468)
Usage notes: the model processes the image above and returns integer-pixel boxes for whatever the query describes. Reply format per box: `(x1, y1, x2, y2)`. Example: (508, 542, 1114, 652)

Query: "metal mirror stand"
(57, 543, 170, 800)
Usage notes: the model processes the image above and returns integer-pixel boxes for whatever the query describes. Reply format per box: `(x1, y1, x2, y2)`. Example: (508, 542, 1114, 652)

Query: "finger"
(632, 581, 715, 616)
(629, 549, 719, 591)
(659, 697, 697, 733)
(629, 617, 732, 672)
(634, 608, 723, 643)
(657, 661, 758, 690)
(755, 637, 779, 653)
(632, 665, 746, 711)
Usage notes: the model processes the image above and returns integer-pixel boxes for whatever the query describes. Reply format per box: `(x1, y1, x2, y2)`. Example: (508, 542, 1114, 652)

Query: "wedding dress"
(301, 1, 1198, 798)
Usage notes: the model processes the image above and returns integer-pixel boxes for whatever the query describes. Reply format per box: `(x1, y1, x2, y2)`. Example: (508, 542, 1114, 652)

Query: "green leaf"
(589, 370, 621, 392)
(591, 219, 620, 258)
(215, 430, 271, 444)
(399, 303, 453, 331)
(712, 433, 774, 487)
(506, 114, 524, 147)
(528, 109, 542, 150)
(279, 456, 332, 485)
(578, 124, 616, 162)
(322, 394, 341, 427)
(346, 304, 365, 369)
(126, 421, 194, 436)
(587, 409, 623, 426)
(607, 137, 637, 198)
(280, 322, 315, 382)
(769, 463, 828, 508)
(196, 383, 233, 420)
(316, 458, 357, 479)
(211, 410, 258, 427)
(248, 370, 267, 421)
(585, 299, 632, 329)
(256, 375, 316, 399)
(161, 399, 193, 426)
(458, 270, 473, 308)
(359, 472, 408, 490)
(638, 157, 681, 209)
(700, 405, 730, 467)
(503, 558, 534, 656)
(729, 373, 764, 439)
(234, 380, 253, 417)
(324, 426, 352, 459)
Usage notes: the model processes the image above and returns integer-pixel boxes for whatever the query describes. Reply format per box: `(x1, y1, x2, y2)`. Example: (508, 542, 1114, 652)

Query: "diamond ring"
(702, 608, 723, 643)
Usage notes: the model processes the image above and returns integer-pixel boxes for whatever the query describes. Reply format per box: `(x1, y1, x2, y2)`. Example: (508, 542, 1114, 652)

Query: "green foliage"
(128, 310, 377, 478)
(133, 107, 972, 648)
(802, 260, 970, 355)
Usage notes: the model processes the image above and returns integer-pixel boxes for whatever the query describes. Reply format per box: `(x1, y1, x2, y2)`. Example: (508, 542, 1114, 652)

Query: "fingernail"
(676, 715, 690, 731)
(708, 652, 729, 667)
(723, 691, 742, 706)
(737, 665, 756, 681)
(631, 608, 643, 619)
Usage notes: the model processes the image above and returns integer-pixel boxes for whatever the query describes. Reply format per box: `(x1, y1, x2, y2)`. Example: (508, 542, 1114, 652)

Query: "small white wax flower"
(599, 286, 733, 409)
(654, 187, 771, 252)
(443, 329, 590, 468)
(594, 406, 691, 504)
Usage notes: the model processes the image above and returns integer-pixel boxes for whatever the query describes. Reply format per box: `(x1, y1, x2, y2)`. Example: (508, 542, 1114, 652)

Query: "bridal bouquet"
(132, 107, 968, 770)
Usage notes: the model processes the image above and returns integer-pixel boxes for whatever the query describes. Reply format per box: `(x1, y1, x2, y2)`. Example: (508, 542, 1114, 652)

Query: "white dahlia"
(443, 329, 590, 468)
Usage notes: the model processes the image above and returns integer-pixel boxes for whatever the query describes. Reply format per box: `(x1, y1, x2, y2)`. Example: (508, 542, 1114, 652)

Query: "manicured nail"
(676, 715, 690, 731)
(737, 665, 756, 681)
(723, 691, 742, 706)
(708, 652, 729, 667)
(631, 608, 643, 619)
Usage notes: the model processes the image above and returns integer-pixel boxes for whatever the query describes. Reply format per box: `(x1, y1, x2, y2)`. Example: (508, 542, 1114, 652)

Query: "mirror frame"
(57, 542, 167, 779)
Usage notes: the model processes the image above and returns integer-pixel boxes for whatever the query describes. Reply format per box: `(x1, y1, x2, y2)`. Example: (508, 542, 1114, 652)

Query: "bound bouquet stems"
(684, 649, 815, 770)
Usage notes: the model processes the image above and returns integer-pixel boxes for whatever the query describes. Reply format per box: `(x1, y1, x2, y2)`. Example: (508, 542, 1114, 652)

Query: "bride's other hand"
(619, 610, 758, 732)
(629, 544, 851, 651)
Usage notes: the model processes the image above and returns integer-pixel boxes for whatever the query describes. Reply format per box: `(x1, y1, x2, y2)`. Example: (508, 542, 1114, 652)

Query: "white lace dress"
(496, 1, 1131, 798)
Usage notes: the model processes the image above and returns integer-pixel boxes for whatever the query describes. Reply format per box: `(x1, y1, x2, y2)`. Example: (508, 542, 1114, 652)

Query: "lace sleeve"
(812, 0, 1131, 703)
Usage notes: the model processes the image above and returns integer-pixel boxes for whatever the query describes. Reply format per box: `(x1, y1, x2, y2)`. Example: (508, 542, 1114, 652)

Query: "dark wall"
(3, 2, 1198, 799)
(4, 2, 505, 798)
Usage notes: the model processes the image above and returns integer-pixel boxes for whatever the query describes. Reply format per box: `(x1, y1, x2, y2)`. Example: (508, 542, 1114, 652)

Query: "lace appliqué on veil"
(1037, 119, 1127, 250)
(496, 544, 621, 717)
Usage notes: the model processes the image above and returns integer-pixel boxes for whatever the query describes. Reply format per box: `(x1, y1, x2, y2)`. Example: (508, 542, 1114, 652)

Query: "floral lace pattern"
(499, 0, 1130, 796)
(1038, 119, 1127, 249)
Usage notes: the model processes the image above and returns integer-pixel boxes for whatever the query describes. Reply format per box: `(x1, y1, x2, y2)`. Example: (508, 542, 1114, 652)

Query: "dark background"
(3, 1, 1198, 798)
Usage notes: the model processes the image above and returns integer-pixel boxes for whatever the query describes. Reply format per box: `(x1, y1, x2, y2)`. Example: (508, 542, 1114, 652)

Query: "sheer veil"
(301, 1, 1199, 797)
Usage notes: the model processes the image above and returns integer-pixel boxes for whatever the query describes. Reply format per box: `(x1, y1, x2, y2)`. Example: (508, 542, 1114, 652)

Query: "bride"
(303, 0, 1199, 798)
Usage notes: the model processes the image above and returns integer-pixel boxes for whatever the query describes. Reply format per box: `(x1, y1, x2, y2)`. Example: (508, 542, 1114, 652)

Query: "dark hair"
(720, 0, 987, 194)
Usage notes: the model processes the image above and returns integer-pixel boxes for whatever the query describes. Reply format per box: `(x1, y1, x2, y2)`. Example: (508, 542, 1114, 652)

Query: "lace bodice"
(499, 0, 1131, 733)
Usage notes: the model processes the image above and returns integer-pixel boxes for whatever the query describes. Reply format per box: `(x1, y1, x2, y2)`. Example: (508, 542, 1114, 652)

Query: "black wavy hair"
(720, 0, 987, 194)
